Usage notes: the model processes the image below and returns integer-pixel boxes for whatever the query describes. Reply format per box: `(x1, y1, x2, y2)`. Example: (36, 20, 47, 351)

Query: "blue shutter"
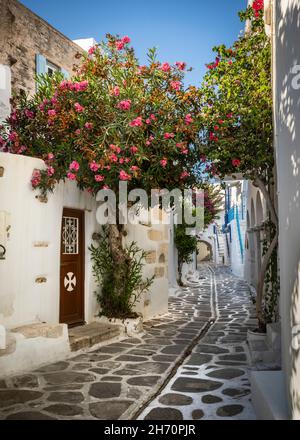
(61, 68, 70, 79)
(36, 54, 47, 76)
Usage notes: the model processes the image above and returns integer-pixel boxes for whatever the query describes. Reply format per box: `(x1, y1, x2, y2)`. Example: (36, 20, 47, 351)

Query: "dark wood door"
(60, 208, 85, 326)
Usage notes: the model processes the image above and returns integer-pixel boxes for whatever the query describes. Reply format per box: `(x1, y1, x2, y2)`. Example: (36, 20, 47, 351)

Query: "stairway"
(68, 322, 122, 352)
(248, 322, 281, 369)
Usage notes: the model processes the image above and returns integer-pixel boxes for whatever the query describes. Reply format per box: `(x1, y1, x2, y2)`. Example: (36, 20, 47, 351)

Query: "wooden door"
(60, 208, 85, 326)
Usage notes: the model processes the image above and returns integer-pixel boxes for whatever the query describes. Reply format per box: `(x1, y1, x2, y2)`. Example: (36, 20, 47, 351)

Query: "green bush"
(90, 227, 154, 319)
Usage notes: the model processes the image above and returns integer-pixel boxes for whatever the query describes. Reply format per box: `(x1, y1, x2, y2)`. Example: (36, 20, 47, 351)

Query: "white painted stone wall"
(273, 0, 300, 419)
(0, 152, 100, 329)
(0, 65, 11, 122)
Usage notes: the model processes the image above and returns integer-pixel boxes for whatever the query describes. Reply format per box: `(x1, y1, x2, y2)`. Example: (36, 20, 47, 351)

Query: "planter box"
(247, 329, 267, 343)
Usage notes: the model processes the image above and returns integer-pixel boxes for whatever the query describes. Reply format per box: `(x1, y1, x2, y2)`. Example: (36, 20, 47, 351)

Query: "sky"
(20, 0, 246, 86)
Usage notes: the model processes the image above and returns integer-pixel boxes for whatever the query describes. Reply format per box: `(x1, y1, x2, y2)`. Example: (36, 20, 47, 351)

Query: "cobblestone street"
(0, 266, 256, 420)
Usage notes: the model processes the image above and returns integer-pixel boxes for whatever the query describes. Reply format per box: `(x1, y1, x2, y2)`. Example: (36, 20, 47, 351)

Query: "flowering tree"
(0, 35, 205, 316)
(198, 1, 276, 330)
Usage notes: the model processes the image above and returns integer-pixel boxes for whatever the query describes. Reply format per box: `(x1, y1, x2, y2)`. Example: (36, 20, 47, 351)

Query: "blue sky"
(20, 0, 246, 86)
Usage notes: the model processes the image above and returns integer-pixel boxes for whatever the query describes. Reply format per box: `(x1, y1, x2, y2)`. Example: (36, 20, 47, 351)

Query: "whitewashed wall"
(273, 0, 300, 419)
(0, 152, 100, 329)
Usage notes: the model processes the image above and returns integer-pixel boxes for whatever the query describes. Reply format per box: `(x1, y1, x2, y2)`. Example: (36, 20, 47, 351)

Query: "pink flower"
(146, 118, 151, 124)
(90, 161, 100, 172)
(170, 81, 181, 91)
(182, 149, 188, 154)
(131, 165, 139, 171)
(218, 119, 224, 124)
(69, 160, 80, 172)
(88, 46, 96, 55)
(75, 129, 81, 135)
(47, 166, 55, 177)
(121, 35, 131, 44)
(119, 170, 131, 181)
(84, 122, 93, 130)
(117, 99, 132, 111)
(164, 132, 175, 139)
(109, 153, 118, 162)
(48, 109, 56, 117)
(74, 81, 89, 91)
(160, 159, 168, 168)
(160, 62, 171, 72)
(95, 174, 105, 182)
(175, 62, 186, 70)
(129, 117, 143, 127)
(113, 86, 120, 97)
(214, 125, 219, 131)
(209, 132, 218, 142)
(125, 158, 130, 163)
(227, 113, 233, 118)
(130, 146, 138, 154)
(119, 158, 124, 164)
(115, 40, 125, 51)
(180, 171, 190, 179)
(206, 57, 220, 70)
(31, 170, 41, 188)
(185, 114, 193, 125)
(67, 172, 77, 181)
(25, 109, 34, 119)
(110, 144, 121, 154)
(74, 103, 84, 113)
(8, 132, 17, 142)
(102, 185, 110, 190)
(232, 158, 241, 167)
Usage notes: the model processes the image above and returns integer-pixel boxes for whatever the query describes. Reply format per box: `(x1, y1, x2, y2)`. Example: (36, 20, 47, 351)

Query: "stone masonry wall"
(0, 0, 83, 95)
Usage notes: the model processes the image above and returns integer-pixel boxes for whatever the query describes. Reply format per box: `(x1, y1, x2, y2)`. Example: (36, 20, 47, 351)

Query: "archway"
(197, 240, 213, 263)
(256, 191, 263, 225)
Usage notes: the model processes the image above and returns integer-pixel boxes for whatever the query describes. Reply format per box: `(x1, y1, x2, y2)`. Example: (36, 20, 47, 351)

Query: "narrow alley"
(0, 266, 256, 420)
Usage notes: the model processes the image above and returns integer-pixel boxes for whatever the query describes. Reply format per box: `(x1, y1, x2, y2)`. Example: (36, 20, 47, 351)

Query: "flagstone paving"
(0, 266, 257, 420)
(138, 267, 257, 420)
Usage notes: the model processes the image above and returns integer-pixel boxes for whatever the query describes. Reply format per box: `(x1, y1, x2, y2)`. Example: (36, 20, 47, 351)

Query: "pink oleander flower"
(182, 149, 188, 154)
(95, 174, 105, 182)
(252, 0, 264, 17)
(51, 97, 58, 105)
(164, 132, 175, 139)
(209, 132, 218, 142)
(119, 158, 124, 164)
(227, 113, 233, 118)
(122, 35, 131, 44)
(67, 172, 77, 181)
(109, 153, 118, 162)
(31, 170, 41, 188)
(47, 120, 54, 126)
(160, 159, 168, 168)
(116, 40, 125, 51)
(117, 99, 132, 111)
(206, 57, 220, 70)
(112, 86, 120, 96)
(185, 114, 193, 125)
(218, 119, 224, 124)
(125, 158, 130, 163)
(119, 170, 131, 181)
(0, 136, 6, 146)
(214, 125, 219, 131)
(180, 171, 190, 179)
(25, 109, 34, 119)
(146, 119, 151, 124)
(85, 122, 93, 130)
(69, 160, 80, 172)
(110, 144, 121, 154)
(175, 62, 186, 70)
(130, 146, 138, 154)
(131, 165, 139, 171)
(8, 132, 18, 142)
(150, 114, 156, 120)
(59, 80, 70, 90)
(232, 158, 241, 167)
(88, 46, 96, 55)
(129, 117, 143, 127)
(102, 185, 110, 190)
(74, 103, 84, 113)
(160, 62, 171, 72)
(48, 109, 56, 117)
(170, 81, 181, 91)
(90, 161, 100, 172)
(47, 166, 55, 177)
(74, 81, 89, 92)
(75, 129, 81, 135)
(17, 145, 27, 154)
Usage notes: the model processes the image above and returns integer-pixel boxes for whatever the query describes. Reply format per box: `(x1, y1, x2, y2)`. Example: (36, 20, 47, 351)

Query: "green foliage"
(262, 221, 279, 324)
(90, 227, 154, 319)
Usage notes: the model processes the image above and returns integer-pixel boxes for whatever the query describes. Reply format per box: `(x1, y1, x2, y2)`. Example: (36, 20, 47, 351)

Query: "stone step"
(248, 339, 281, 365)
(68, 322, 121, 352)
